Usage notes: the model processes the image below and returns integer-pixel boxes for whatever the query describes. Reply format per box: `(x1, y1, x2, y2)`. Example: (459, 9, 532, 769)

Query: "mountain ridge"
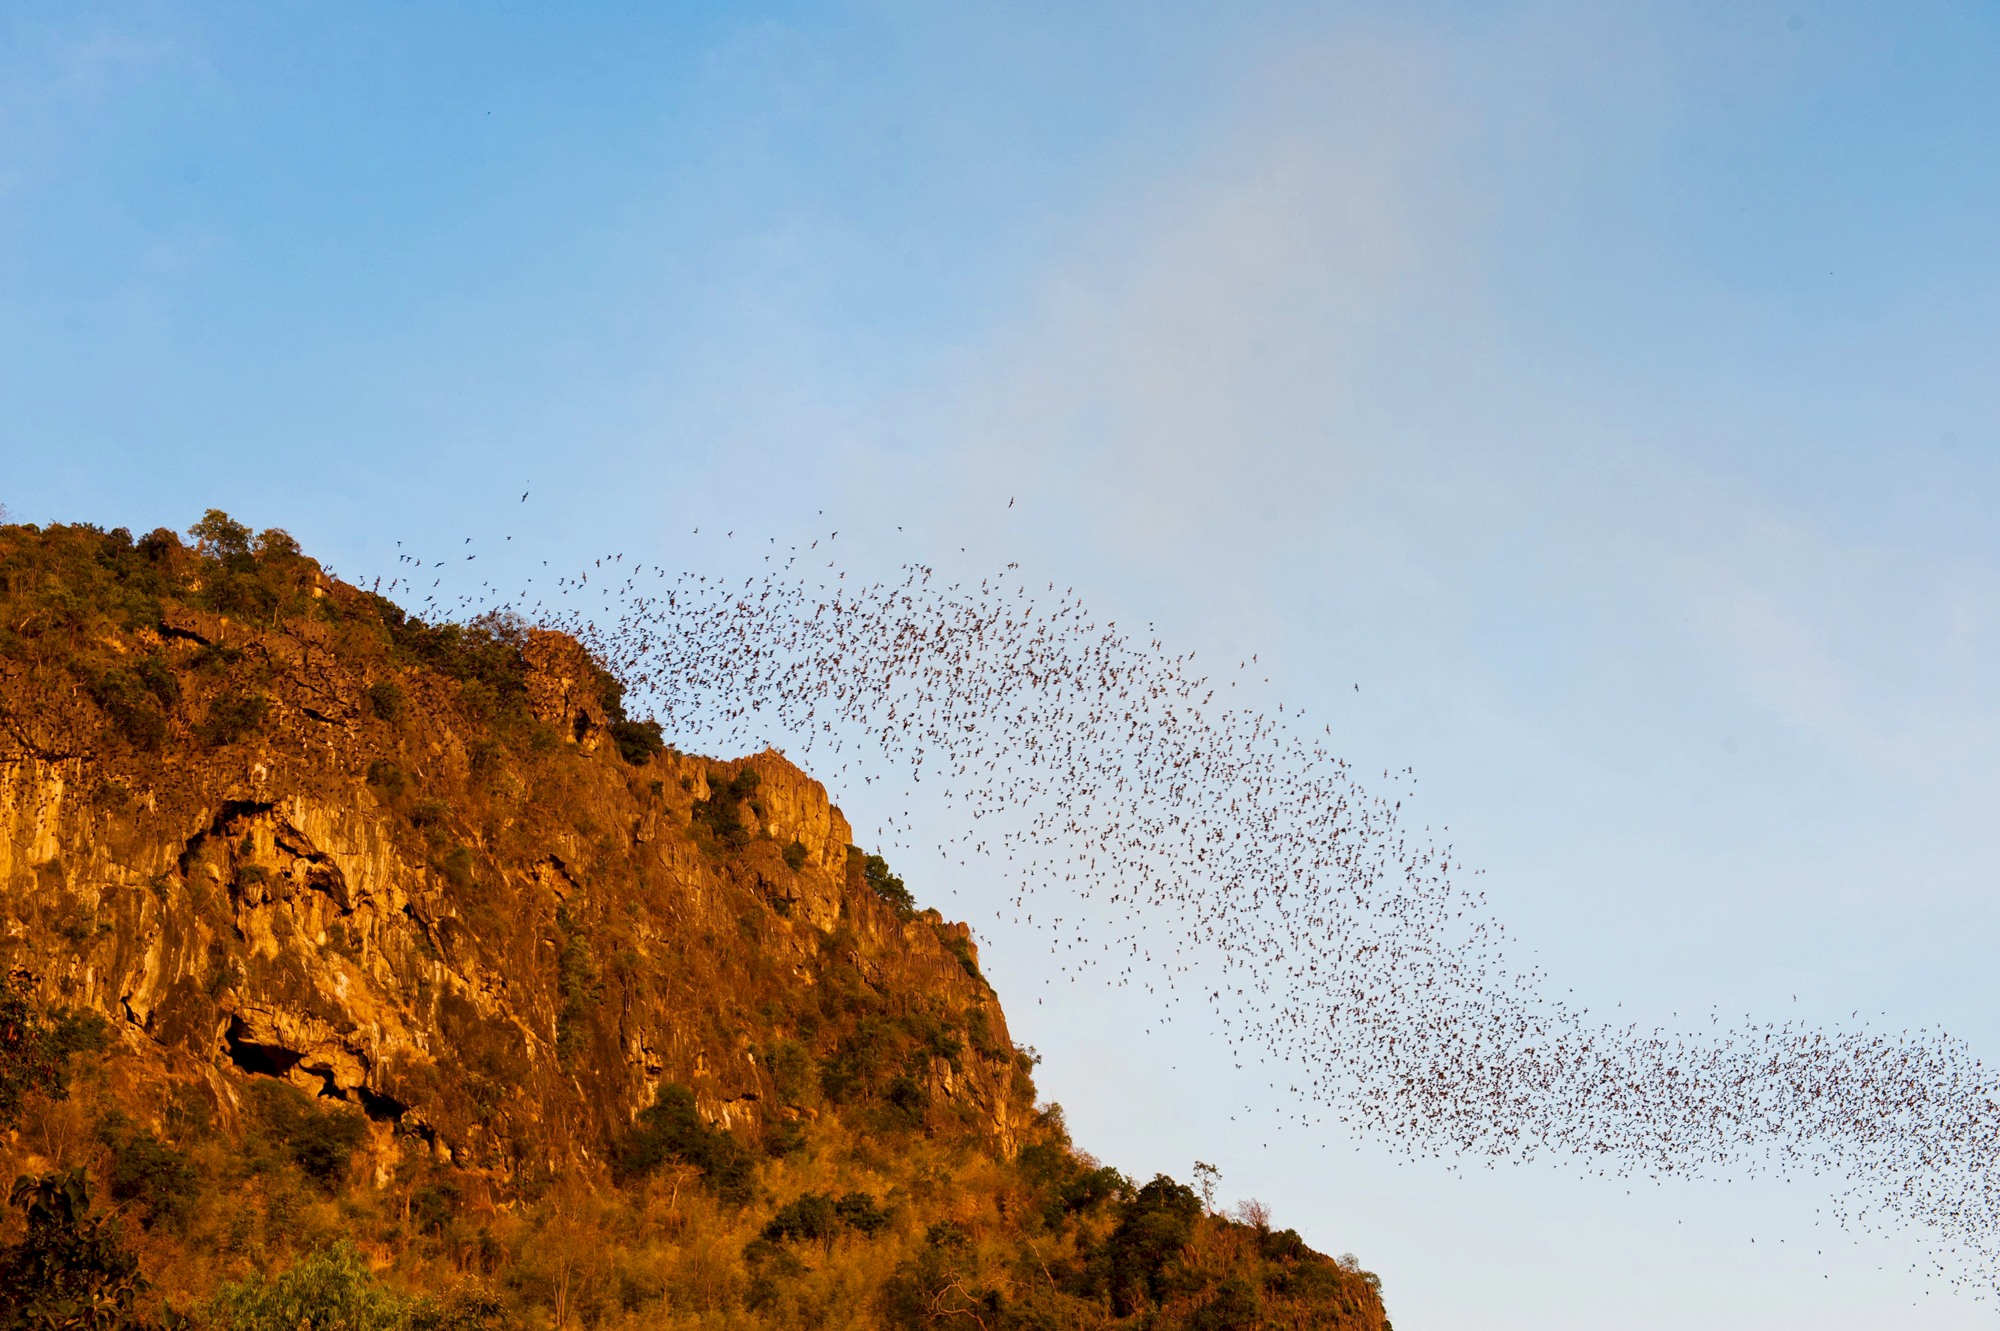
(0, 513, 1390, 1330)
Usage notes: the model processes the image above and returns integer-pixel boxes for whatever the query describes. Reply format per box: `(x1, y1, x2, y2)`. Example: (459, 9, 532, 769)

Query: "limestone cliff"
(0, 522, 1026, 1186)
(0, 516, 1392, 1331)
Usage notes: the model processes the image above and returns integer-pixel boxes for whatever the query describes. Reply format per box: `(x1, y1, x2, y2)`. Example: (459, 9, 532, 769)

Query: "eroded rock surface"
(0, 544, 1026, 1186)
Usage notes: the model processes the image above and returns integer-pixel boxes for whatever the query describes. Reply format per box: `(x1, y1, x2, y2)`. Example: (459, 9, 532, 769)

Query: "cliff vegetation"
(0, 514, 1390, 1330)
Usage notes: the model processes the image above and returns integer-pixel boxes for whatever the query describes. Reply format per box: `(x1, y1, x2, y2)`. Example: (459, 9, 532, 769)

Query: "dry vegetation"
(0, 515, 1391, 1331)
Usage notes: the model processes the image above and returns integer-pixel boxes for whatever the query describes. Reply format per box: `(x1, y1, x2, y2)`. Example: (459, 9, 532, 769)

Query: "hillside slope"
(0, 514, 1390, 1330)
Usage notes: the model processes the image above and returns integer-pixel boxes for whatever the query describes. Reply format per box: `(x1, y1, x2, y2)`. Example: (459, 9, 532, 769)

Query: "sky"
(6, 2, 2000, 1325)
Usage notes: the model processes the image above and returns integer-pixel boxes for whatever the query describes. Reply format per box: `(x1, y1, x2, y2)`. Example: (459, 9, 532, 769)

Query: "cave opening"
(223, 1018, 304, 1079)
(357, 1084, 408, 1122)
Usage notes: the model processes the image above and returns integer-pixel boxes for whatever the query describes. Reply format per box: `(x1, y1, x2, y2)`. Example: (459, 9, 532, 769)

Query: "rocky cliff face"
(0, 523, 1027, 1190)
(0, 518, 1392, 1331)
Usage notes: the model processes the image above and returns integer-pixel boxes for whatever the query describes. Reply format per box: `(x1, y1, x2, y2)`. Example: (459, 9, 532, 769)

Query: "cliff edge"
(0, 514, 1390, 1331)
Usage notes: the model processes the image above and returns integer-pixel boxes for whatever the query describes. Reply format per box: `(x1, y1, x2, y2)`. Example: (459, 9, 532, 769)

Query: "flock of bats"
(372, 524, 1998, 1300)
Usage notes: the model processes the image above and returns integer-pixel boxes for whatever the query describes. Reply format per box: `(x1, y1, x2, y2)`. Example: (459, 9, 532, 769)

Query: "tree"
(1103, 1174, 1202, 1316)
(0, 977, 109, 1130)
(0, 1169, 146, 1331)
(1193, 1160, 1221, 1212)
(612, 1084, 752, 1205)
(862, 854, 915, 914)
(186, 510, 251, 560)
(207, 1241, 414, 1331)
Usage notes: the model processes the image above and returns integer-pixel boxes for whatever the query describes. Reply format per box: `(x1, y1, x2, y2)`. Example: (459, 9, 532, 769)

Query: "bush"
(385, 615, 529, 728)
(862, 854, 915, 915)
(199, 690, 269, 746)
(189, 509, 252, 560)
(612, 1084, 752, 1205)
(408, 799, 450, 831)
(440, 846, 475, 891)
(0, 978, 109, 1129)
(80, 663, 172, 749)
(762, 1193, 839, 1249)
(409, 1180, 461, 1236)
(609, 718, 664, 766)
(782, 840, 809, 871)
(834, 1191, 891, 1236)
(766, 1038, 815, 1104)
(99, 1115, 198, 1230)
(0, 1169, 145, 1331)
(935, 927, 986, 988)
(762, 1191, 890, 1253)
(763, 1117, 807, 1158)
(366, 680, 404, 723)
(208, 1240, 417, 1331)
(1023, 1147, 1129, 1228)
(692, 767, 759, 849)
(247, 1080, 368, 1191)
(1188, 1276, 1263, 1331)
(879, 1222, 992, 1331)
(467, 737, 504, 785)
(597, 668, 671, 766)
(553, 907, 603, 1066)
(924, 1219, 970, 1250)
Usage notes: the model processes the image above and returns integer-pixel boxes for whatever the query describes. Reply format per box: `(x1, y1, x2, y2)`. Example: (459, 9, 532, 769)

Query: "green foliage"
(184, 512, 318, 621)
(0, 978, 110, 1129)
(934, 927, 985, 988)
(364, 761, 407, 799)
(761, 1191, 890, 1253)
(1187, 1276, 1264, 1331)
(382, 613, 528, 730)
(812, 1002, 984, 1133)
(612, 1084, 752, 1205)
(1103, 1174, 1203, 1316)
(0, 1169, 145, 1331)
(207, 1241, 417, 1331)
(1029, 1149, 1129, 1229)
(781, 839, 808, 871)
(861, 853, 914, 915)
(0, 524, 174, 654)
(365, 681, 404, 723)
(692, 767, 760, 850)
(188, 510, 252, 560)
(760, 1193, 836, 1249)
(466, 738, 503, 786)
(197, 691, 268, 746)
(439, 847, 475, 891)
(816, 1019, 892, 1108)
(608, 718, 664, 767)
(593, 666, 631, 724)
(407, 799, 450, 833)
(834, 1190, 891, 1235)
(765, 1039, 815, 1105)
(761, 1117, 807, 1158)
(79, 660, 176, 750)
(553, 906, 604, 1066)
(408, 1180, 461, 1237)
(878, 1220, 993, 1331)
(924, 1220, 969, 1250)
(97, 1115, 198, 1231)
(593, 665, 669, 765)
(246, 1081, 368, 1192)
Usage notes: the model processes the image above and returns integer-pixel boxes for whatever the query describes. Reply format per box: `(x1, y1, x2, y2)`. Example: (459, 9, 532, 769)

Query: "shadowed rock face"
(0, 532, 1027, 1188)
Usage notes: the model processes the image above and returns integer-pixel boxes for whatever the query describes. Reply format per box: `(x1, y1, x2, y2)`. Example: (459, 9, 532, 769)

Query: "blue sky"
(7, 3, 2000, 1325)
